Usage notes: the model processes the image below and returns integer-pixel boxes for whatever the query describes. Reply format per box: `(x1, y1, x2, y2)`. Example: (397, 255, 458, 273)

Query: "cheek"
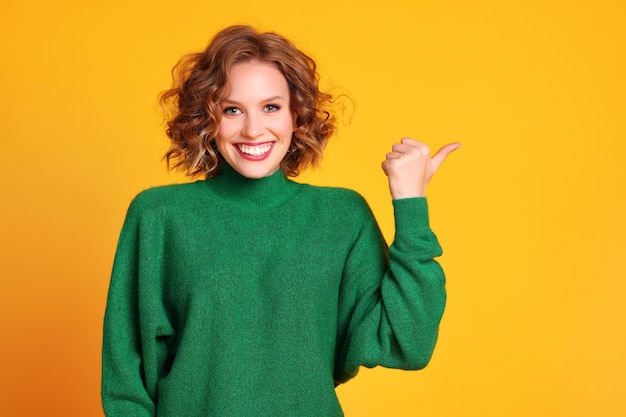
(214, 130, 229, 155)
(216, 121, 236, 145)
(217, 119, 234, 137)
(275, 114, 296, 137)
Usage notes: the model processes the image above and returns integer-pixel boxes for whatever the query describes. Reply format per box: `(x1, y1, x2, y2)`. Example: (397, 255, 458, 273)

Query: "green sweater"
(102, 163, 446, 417)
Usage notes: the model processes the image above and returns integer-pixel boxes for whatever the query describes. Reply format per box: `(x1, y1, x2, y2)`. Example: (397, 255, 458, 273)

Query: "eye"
(264, 104, 281, 113)
(223, 106, 241, 116)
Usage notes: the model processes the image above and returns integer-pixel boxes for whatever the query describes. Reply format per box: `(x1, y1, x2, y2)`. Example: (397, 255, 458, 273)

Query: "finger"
(399, 138, 431, 158)
(391, 143, 413, 154)
(431, 142, 461, 173)
(400, 137, 422, 147)
(385, 151, 402, 160)
(381, 159, 393, 175)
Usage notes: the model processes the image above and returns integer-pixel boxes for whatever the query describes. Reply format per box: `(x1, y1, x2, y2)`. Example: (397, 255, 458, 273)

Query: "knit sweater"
(102, 163, 446, 417)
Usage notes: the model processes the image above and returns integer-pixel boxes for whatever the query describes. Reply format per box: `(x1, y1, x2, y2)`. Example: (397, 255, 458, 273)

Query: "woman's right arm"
(102, 197, 166, 416)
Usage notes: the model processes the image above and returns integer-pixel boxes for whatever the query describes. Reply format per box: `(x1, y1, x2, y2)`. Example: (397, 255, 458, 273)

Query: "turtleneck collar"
(198, 162, 301, 210)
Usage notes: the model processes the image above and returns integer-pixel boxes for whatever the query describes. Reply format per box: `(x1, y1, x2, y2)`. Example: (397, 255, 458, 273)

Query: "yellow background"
(1, 0, 624, 416)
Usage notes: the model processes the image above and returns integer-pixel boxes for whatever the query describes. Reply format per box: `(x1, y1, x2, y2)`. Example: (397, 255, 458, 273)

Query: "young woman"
(102, 25, 459, 417)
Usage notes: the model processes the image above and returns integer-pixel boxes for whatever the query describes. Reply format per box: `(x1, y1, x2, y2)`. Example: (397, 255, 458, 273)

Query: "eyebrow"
(221, 96, 287, 105)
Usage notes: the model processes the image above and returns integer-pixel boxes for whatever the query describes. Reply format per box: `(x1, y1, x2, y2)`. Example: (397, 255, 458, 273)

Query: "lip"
(233, 141, 275, 161)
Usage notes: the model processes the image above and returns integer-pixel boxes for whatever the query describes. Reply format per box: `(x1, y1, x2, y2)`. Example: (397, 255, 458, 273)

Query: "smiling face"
(216, 60, 296, 179)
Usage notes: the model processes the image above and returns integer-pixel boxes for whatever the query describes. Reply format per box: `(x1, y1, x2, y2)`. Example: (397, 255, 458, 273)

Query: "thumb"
(431, 142, 461, 173)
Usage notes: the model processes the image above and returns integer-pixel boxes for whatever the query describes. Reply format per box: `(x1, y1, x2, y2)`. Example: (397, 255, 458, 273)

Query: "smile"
(236, 142, 274, 159)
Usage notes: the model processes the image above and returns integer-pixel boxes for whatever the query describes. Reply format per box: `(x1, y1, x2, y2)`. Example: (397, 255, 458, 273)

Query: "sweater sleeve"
(334, 197, 446, 385)
(102, 195, 174, 416)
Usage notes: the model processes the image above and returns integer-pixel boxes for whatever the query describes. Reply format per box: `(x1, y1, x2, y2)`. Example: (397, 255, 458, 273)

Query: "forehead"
(224, 61, 290, 102)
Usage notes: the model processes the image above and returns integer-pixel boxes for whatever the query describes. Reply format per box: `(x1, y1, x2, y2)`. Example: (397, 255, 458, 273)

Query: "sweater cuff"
(392, 197, 431, 234)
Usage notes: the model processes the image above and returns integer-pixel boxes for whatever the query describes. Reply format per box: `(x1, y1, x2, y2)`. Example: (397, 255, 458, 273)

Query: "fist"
(382, 137, 460, 199)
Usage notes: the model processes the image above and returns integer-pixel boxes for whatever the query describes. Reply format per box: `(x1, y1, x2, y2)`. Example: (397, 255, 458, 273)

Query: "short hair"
(159, 25, 336, 178)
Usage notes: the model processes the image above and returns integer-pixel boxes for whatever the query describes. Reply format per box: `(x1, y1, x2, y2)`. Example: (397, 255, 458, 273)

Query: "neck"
(201, 162, 299, 209)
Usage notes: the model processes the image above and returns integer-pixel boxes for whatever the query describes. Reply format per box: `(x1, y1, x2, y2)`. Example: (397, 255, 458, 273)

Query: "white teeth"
(237, 143, 272, 156)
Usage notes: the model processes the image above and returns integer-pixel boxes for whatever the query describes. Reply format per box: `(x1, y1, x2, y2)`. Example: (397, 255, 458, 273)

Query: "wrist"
(389, 182, 426, 199)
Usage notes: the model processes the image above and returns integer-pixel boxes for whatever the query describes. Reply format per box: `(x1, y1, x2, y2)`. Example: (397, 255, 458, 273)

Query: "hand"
(381, 137, 460, 199)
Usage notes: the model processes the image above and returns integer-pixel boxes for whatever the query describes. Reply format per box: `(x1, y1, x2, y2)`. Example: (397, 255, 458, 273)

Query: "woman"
(102, 24, 459, 417)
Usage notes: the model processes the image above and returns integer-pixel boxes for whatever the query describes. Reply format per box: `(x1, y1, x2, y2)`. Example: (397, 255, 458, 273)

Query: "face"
(216, 60, 296, 179)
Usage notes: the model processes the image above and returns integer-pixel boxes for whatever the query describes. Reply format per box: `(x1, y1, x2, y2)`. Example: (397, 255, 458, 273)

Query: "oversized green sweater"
(102, 163, 446, 417)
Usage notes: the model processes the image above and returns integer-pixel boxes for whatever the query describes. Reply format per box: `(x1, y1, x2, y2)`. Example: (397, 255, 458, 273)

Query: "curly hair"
(159, 25, 336, 178)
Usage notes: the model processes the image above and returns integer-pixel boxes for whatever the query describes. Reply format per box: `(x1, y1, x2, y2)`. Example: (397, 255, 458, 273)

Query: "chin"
(231, 163, 281, 179)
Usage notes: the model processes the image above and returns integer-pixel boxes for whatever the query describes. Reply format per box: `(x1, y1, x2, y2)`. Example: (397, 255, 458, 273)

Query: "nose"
(241, 112, 264, 139)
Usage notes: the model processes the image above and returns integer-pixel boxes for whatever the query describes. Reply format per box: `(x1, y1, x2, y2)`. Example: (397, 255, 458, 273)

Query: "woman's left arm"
(334, 138, 459, 384)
